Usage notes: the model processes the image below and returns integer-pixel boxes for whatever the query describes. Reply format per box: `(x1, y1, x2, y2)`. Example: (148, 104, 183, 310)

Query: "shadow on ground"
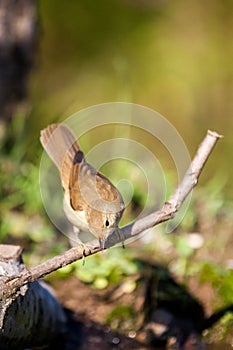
(45, 260, 233, 350)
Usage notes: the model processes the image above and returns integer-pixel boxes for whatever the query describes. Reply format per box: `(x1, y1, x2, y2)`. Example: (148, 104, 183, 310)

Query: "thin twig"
(1, 130, 222, 298)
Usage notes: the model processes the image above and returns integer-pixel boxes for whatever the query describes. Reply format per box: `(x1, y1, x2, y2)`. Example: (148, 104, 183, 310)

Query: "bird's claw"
(77, 242, 91, 266)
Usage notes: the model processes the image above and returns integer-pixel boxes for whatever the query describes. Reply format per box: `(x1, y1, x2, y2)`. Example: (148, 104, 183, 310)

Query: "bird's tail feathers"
(40, 123, 80, 189)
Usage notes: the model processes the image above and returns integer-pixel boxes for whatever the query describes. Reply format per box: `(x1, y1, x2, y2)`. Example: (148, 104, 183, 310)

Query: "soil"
(48, 264, 233, 350)
(50, 277, 146, 350)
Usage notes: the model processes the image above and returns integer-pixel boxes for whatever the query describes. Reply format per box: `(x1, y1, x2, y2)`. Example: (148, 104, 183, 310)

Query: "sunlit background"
(28, 0, 233, 194)
(0, 0, 233, 345)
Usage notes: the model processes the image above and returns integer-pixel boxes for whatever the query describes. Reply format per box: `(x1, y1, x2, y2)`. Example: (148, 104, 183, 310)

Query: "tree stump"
(0, 245, 67, 349)
(0, 0, 37, 119)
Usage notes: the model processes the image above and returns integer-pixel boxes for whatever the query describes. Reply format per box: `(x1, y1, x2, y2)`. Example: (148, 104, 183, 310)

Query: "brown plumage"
(40, 123, 125, 248)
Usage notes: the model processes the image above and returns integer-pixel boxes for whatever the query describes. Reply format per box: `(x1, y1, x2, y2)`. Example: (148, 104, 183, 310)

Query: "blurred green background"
(0, 0, 233, 321)
(28, 0, 233, 195)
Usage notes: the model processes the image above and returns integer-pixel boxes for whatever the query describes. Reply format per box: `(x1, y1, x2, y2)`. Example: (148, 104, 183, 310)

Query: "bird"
(40, 123, 125, 251)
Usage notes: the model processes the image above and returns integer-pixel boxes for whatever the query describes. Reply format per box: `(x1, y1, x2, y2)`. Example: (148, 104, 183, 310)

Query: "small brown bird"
(40, 123, 125, 249)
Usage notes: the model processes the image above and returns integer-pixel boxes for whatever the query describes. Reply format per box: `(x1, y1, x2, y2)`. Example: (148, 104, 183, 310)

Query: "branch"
(121, 130, 222, 238)
(1, 130, 222, 298)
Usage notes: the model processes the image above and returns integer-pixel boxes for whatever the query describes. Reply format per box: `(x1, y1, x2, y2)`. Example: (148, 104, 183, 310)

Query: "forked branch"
(1, 130, 222, 298)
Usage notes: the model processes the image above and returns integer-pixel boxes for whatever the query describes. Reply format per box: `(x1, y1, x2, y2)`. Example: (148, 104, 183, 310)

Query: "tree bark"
(0, 245, 67, 349)
(0, 0, 37, 119)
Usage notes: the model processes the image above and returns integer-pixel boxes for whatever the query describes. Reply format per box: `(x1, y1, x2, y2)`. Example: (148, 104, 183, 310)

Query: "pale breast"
(63, 194, 89, 232)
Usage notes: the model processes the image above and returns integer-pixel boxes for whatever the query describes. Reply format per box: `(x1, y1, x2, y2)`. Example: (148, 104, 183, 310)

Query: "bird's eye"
(105, 220, 110, 227)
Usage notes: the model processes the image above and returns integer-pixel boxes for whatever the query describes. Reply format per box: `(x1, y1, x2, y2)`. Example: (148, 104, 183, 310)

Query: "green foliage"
(199, 262, 233, 305)
(0, 117, 56, 248)
(205, 312, 233, 343)
(53, 248, 139, 287)
(1, 116, 233, 320)
(1, 119, 233, 346)
(178, 175, 233, 232)
(174, 235, 194, 258)
(218, 313, 233, 341)
(0, 1, 232, 343)
(105, 305, 137, 332)
(169, 235, 195, 277)
(74, 248, 138, 289)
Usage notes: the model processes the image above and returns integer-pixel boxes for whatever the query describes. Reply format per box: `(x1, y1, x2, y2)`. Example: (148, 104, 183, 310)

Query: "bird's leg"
(70, 227, 90, 265)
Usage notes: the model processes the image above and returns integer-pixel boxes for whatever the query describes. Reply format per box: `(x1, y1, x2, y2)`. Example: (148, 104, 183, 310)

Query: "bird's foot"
(76, 242, 91, 266)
